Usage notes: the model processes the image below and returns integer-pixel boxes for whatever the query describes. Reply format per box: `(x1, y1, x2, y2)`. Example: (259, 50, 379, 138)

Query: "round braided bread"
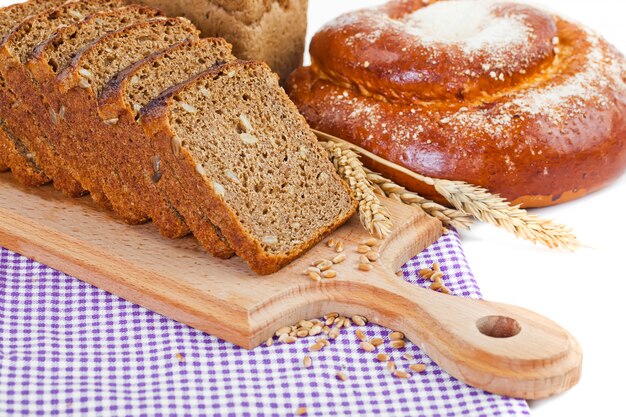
(286, 0, 626, 207)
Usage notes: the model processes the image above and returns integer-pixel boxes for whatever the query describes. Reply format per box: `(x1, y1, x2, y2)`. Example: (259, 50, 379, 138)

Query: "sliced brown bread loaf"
(38, 18, 199, 225)
(141, 60, 357, 274)
(0, 0, 68, 186)
(0, 0, 123, 192)
(23, 5, 161, 198)
(129, 0, 308, 81)
(96, 38, 236, 243)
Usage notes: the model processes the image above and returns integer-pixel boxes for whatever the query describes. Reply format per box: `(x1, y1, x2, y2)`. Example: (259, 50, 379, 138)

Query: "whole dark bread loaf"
(127, 0, 308, 81)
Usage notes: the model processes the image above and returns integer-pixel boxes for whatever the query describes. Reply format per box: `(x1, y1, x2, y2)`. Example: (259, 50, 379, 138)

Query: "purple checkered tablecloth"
(0, 231, 530, 416)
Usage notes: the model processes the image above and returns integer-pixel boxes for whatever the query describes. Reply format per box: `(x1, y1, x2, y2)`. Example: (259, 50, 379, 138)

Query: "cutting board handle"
(322, 273, 582, 400)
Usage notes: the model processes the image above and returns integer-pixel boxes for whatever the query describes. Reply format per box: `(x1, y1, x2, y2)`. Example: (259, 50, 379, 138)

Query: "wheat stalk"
(412, 174, 579, 250)
(319, 134, 579, 250)
(320, 141, 393, 238)
(364, 169, 474, 231)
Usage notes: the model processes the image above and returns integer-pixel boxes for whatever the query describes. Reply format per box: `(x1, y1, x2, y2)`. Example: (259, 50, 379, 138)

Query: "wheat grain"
(351, 315, 367, 326)
(303, 356, 312, 369)
(360, 341, 376, 352)
(410, 363, 427, 373)
(321, 141, 393, 238)
(389, 332, 405, 341)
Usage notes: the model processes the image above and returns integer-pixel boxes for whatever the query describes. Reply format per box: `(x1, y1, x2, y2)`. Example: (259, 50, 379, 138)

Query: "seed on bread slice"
(141, 60, 357, 274)
(96, 38, 236, 243)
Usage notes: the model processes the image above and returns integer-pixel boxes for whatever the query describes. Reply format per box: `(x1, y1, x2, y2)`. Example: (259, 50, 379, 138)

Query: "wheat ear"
(364, 169, 474, 231)
(414, 175, 579, 250)
(320, 141, 393, 238)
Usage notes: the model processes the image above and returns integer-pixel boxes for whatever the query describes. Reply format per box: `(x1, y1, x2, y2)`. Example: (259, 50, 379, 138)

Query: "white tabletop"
(306, 1, 625, 416)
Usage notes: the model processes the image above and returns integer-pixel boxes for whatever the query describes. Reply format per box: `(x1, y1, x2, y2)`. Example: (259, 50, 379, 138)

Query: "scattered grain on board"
(332, 253, 346, 264)
(359, 263, 374, 272)
(361, 238, 379, 247)
(357, 244, 371, 254)
(322, 270, 337, 279)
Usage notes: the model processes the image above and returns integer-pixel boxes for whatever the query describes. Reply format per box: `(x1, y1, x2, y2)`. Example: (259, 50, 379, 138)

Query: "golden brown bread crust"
(141, 61, 356, 274)
(286, 0, 626, 208)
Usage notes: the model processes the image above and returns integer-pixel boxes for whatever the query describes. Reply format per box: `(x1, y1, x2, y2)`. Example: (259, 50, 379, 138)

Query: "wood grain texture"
(0, 173, 581, 399)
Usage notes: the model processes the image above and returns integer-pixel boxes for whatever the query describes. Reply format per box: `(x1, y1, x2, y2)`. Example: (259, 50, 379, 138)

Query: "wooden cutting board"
(0, 172, 581, 400)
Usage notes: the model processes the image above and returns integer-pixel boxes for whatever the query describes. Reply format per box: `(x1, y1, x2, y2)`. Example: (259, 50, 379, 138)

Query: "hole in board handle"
(476, 315, 522, 338)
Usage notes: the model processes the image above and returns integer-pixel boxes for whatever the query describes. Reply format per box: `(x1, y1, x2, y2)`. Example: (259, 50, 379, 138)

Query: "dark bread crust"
(93, 38, 236, 242)
(286, 0, 626, 208)
(141, 60, 357, 274)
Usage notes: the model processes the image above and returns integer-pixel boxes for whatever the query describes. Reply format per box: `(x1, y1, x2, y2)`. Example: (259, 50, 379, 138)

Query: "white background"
(0, 0, 623, 416)
(306, 1, 626, 417)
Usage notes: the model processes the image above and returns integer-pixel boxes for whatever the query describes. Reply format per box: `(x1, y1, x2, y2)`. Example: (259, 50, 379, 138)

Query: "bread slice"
(0, 0, 68, 185)
(38, 18, 199, 225)
(0, 0, 124, 193)
(129, 0, 308, 81)
(141, 60, 357, 274)
(96, 38, 236, 244)
(23, 5, 162, 199)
